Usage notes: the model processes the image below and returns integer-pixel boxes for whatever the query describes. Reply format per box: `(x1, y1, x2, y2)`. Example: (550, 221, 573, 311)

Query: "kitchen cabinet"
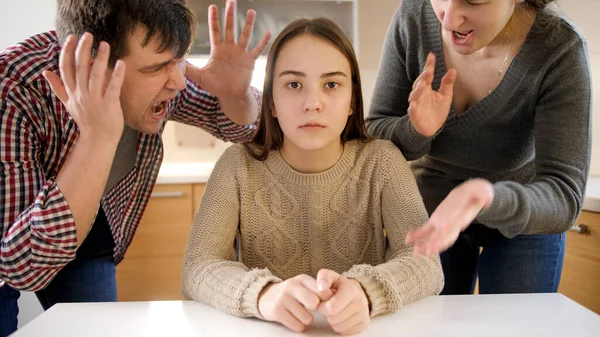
(559, 210, 600, 314)
(116, 183, 206, 301)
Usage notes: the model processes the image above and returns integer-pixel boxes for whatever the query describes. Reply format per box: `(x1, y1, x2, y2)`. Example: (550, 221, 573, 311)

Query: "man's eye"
(141, 66, 164, 74)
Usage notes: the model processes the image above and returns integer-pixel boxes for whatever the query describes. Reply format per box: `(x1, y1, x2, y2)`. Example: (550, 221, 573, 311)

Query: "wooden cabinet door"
(559, 211, 600, 314)
(116, 184, 193, 301)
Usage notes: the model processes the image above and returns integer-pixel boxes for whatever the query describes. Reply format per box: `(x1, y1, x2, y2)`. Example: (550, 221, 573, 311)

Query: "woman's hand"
(406, 178, 494, 256)
(407, 52, 456, 137)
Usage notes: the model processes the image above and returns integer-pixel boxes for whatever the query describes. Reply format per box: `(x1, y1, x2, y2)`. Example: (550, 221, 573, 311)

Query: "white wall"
(0, 1, 56, 50)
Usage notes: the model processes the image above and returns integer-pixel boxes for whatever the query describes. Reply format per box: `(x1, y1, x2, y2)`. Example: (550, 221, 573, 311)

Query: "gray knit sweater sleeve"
(365, 0, 436, 161)
(477, 35, 592, 237)
(366, 0, 592, 238)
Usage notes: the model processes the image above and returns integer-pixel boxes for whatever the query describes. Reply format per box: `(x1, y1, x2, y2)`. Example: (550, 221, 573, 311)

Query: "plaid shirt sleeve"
(0, 96, 78, 291)
(168, 77, 261, 143)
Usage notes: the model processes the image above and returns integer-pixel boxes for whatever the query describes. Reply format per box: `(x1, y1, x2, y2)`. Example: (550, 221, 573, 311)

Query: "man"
(0, 0, 269, 335)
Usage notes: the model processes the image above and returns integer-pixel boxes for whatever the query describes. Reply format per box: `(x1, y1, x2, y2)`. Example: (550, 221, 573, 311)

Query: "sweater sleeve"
(181, 145, 281, 318)
(477, 37, 592, 237)
(344, 142, 444, 317)
(365, 1, 437, 161)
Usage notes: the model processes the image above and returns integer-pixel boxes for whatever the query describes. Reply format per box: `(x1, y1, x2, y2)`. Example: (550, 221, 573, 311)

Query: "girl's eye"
(325, 82, 339, 89)
(286, 81, 302, 89)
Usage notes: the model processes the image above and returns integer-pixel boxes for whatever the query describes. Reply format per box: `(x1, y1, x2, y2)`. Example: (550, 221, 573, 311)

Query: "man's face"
(117, 25, 187, 134)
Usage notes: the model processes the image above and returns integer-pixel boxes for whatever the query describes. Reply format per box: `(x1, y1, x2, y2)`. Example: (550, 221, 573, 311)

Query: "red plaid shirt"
(0, 31, 259, 291)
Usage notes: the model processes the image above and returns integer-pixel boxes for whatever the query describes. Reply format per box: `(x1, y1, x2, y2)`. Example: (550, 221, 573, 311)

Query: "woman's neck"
(480, 8, 536, 58)
(279, 139, 344, 174)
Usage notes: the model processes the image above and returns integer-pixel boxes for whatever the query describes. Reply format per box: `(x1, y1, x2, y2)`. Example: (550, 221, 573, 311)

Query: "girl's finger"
(285, 300, 313, 327)
(278, 308, 306, 332)
(330, 311, 362, 334)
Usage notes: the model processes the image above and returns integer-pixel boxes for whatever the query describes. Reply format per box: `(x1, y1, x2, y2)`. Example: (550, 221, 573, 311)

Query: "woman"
(367, 0, 592, 294)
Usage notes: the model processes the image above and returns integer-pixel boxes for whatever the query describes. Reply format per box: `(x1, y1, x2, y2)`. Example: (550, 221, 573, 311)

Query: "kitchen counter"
(156, 162, 215, 184)
(157, 162, 600, 213)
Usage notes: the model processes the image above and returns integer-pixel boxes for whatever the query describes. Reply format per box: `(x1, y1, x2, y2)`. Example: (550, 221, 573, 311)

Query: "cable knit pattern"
(181, 139, 444, 318)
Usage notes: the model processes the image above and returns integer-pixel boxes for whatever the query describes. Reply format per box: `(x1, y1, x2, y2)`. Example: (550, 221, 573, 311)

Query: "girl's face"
(272, 34, 353, 154)
(430, 0, 520, 54)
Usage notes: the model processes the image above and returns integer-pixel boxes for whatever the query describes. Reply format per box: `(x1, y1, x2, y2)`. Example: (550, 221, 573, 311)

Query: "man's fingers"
(88, 41, 109, 95)
(250, 31, 271, 59)
(42, 71, 68, 105)
(223, 0, 235, 43)
(105, 60, 126, 100)
(74, 33, 93, 93)
(58, 34, 77, 93)
(237, 9, 255, 49)
(207, 4, 222, 45)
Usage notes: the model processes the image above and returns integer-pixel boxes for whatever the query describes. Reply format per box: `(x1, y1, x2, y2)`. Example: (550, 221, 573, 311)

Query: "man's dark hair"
(56, 0, 196, 66)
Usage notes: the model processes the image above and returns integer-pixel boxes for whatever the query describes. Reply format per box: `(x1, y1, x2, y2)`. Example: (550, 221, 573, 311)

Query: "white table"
(12, 293, 600, 336)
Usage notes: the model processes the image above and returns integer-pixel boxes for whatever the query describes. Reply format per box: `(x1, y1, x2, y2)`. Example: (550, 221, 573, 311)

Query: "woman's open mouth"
(451, 30, 474, 46)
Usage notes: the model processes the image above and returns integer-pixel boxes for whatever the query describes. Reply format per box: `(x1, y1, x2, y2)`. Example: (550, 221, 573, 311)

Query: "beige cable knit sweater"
(181, 139, 443, 318)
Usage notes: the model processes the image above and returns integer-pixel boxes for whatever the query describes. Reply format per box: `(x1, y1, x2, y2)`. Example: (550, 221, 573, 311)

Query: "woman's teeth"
(454, 31, 472, 39)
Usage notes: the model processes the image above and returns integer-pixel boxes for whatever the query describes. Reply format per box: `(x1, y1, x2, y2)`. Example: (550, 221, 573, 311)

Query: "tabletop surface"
(12, 293, 600, 337)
